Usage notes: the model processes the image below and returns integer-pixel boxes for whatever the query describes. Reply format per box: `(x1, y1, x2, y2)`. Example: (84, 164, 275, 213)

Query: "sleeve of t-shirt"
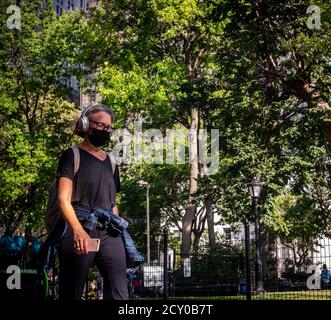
(113, 165, 121, 193)
(57, 148, 75, 180)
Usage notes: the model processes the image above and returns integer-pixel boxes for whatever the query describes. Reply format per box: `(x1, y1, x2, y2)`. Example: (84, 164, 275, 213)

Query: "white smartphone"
(87, 238, 100, 252)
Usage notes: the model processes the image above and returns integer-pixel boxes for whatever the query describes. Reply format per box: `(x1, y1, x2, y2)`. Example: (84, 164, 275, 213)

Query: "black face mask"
(88, 128, 111, 147)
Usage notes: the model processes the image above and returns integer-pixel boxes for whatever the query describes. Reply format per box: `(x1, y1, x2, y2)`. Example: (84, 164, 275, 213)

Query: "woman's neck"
(79, 139, 103, 154)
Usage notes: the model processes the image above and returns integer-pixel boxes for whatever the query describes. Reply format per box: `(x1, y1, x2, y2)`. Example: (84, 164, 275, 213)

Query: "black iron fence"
(127, 234, 331, 300)
(0, 250, 48, 300)
(1, 231, 331, 300)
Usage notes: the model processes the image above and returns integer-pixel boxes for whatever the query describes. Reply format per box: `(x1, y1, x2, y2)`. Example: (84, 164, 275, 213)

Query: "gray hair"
(85, 103, 116, 122)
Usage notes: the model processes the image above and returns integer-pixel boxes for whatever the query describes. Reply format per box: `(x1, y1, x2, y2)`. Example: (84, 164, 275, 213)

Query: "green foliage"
(0, 1, 82, 234)
(0, 95, 77, 234)
(87, 0, 331, 250)
(1, 0, 330, 254)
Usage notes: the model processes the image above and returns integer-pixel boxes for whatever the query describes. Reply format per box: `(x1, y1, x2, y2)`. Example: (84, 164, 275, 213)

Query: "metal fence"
(2, 231, 331, 300)
(0, 250, 48, 300)
(127, 231, 331, 300)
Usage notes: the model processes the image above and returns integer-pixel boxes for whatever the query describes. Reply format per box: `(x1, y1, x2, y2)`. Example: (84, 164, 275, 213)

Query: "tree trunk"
(192, 232, 200, 252)
(181, 34, 205, 255)
(323, 118, 331, 158)
(205, 199, 215, 253)
(182, 106, 199, 255)
(283, 80, 331, 152)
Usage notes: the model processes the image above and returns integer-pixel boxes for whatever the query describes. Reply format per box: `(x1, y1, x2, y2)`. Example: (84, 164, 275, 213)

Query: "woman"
(57, 103, 128, 300)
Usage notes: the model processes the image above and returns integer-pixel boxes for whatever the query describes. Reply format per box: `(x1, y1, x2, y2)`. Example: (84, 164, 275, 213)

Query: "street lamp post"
(138, 180, 150, 264)
(244, 218, 251, 301)
(248, 178, 263, 294)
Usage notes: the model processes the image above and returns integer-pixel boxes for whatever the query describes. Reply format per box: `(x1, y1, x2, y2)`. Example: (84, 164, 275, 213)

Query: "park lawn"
(251, 290, 331, 300)
(136, 290, 331, 300)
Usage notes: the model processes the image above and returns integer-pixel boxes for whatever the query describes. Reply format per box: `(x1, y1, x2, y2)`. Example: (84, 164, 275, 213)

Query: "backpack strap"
(107, 151, 117, 174)
(71, 145, 80, 175)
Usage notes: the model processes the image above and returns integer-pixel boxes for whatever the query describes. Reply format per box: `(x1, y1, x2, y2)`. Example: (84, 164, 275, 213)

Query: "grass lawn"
(136, 290, 331, 300)
(250, 290, 331, 300)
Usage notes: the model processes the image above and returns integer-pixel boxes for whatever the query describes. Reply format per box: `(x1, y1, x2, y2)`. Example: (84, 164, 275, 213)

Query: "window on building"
(80, 0, 84, 8)
(223, 227, 231, 241)
(89, 94, 96, 103)
(86, 1, 98, 10)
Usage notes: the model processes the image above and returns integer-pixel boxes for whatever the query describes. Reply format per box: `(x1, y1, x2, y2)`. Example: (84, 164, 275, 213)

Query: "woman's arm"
(58, 176, 90, 254)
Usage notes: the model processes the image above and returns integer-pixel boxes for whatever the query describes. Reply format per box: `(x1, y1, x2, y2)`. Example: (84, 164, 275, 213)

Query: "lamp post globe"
(154, 233, 162, 263)
(248, 179, 262, 199)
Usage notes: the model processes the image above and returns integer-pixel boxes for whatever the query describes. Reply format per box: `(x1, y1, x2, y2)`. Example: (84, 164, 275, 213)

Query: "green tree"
(85, 0, 229, 254)
(0, 1, 84, 234)
(188, 0, 331, 235)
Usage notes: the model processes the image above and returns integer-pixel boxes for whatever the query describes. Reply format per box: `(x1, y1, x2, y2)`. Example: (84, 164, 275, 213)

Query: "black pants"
(58, 227, 128, 300)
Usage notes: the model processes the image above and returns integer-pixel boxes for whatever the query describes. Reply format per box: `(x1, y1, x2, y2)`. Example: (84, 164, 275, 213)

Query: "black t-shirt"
(57, 147, 120, 210)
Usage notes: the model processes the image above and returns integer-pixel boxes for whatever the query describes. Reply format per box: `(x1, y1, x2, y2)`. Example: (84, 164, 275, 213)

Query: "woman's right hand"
(72, 225, 91, 255)
(58, 177, 91, 255)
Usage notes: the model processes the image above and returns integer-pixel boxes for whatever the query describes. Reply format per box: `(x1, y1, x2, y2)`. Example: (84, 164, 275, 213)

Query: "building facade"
(52, 0, 101, 108)
(52, 0, 85, 15)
